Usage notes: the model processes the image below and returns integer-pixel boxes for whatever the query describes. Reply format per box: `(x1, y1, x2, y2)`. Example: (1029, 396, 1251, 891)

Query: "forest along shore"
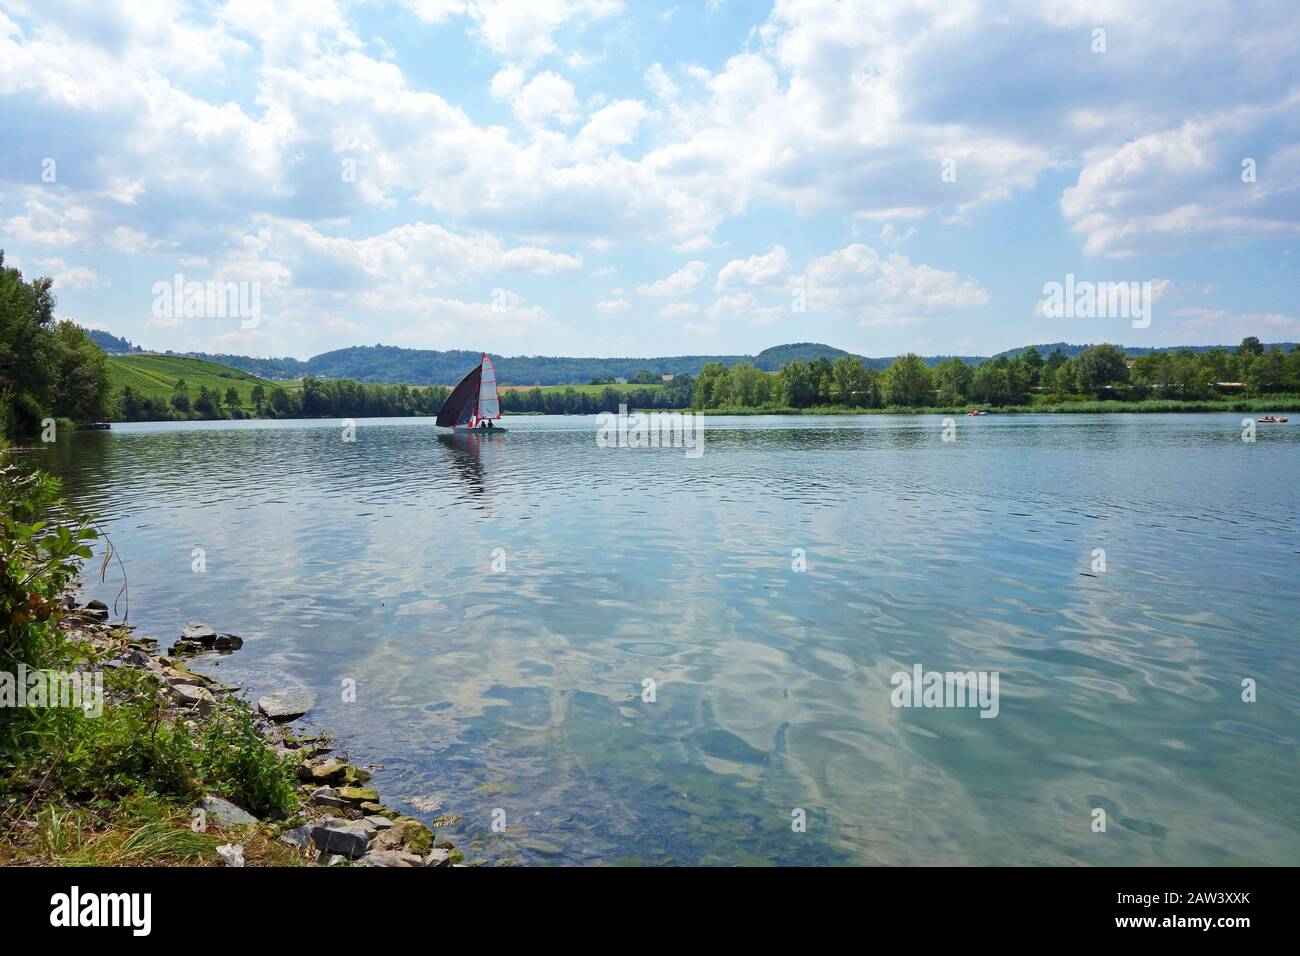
(0, 594, 464, 868)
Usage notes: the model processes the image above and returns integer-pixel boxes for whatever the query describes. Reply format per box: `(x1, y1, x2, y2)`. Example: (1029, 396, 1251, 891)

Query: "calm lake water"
(30, 413, 1300, 865)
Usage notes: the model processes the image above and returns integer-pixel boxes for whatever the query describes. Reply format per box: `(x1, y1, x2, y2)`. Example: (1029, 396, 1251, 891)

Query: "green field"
(108, 354, 298, 404)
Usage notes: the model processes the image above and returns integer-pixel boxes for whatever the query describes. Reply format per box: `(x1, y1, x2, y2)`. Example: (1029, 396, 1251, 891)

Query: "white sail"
(477, 353, 500, 419)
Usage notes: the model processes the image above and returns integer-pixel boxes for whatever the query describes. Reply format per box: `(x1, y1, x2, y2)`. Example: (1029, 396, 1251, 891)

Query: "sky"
(0, 0, 1297, 360)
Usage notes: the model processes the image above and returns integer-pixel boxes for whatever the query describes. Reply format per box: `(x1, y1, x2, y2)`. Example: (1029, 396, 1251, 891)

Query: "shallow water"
(30, 413, 1300, 865)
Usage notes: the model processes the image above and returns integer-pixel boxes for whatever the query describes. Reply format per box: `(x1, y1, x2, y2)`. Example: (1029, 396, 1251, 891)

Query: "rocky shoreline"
(59, 596, 464, 868)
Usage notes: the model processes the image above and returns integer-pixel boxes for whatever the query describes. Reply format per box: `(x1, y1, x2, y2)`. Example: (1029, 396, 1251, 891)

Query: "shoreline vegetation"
(0, 464, 462, 868)
(6, 249, 1299, 434)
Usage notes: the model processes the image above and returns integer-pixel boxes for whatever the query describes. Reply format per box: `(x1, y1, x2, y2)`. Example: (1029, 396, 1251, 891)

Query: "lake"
(33, 413, 1300, 865)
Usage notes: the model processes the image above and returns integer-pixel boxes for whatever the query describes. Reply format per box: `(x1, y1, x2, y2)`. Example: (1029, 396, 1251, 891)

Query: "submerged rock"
(257, 690, 316, 722)
(214, 633, 243, 651)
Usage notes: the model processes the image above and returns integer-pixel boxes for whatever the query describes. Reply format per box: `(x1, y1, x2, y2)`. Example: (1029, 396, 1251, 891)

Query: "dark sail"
(436, 363, 483, 427)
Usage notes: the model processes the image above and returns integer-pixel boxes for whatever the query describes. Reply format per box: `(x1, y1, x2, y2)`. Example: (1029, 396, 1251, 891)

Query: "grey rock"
(309, 823, 369, 859)
(361, 850, 424, 867)
(168, 639, 204, 657)
(216, 843, 245, 867)
(309, 787, 351, 810)
(257, 690, 316, 721)
(424, 848, 452, 867)
(279, 824, 312, 848)
(364, 815, 395, 830)
(170, 683, 215, 715)
(85, 599, 108, 611)
(202, 794, 259, 826)
(181, 621, 218, 646)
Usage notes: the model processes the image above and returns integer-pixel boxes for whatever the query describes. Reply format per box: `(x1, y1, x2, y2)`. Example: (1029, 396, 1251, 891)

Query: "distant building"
(661, 373, 674, 382)
(615, 377, 627, 384)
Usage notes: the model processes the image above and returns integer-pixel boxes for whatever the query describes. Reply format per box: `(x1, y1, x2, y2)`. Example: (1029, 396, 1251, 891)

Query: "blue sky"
(1, 0, 1297, 359)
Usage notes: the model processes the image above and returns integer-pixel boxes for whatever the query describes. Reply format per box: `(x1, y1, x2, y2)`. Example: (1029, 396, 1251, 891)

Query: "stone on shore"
(216, 843, 246, 867)
(309, 821, 369, 859)
(336, 785, 380, 804)
(372, 819, 434, 856)
(360, 850, 424, 867)
(214, 633, 243, 651)
(202, 794, 259, 827)
(309, 786, 352, 810)
(279, 824, 313, 848)
(424, 848, 452, 867)
(171, 683, 215, 715)
(257, 690, 315, 721)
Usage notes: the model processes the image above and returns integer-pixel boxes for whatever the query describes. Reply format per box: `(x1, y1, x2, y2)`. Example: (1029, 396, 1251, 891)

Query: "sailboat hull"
(448, 426, 508, 433)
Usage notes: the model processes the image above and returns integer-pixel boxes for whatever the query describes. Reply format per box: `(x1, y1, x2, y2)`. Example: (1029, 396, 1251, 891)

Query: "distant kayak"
(966, 409, 988, 416)
(1257, 416, 1288, 423)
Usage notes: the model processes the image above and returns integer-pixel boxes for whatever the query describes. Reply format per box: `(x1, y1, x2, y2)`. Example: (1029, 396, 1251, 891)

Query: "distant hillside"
(168, 340, 1299, 387)
(84, 328, 142, 354)
(108, 354, 291, 405)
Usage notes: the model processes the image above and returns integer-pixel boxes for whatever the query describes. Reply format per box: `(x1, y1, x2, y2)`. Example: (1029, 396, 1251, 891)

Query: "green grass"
(108, 354, 299, 405)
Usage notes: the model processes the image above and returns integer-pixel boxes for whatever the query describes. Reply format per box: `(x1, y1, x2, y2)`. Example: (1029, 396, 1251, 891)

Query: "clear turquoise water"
(31, 414, 1300, 865)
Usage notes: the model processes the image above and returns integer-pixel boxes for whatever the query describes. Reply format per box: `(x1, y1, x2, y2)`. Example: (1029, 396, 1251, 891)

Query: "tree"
(1238, 336, 1264, 358)
(880, 353, 933, 407)
(1073, 344, 1129, 394)
(250, 384, 266, 410)
(692, 363, 728, 408)
(225, 387, 241, 411)
(775, 359, 814, 407)
(934, 358, 973, 405)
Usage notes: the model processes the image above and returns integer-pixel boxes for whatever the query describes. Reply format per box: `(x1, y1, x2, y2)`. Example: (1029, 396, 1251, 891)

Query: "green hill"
(108, 354, 293, 404)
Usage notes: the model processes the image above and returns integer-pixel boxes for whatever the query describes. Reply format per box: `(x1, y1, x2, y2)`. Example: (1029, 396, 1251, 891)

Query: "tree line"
(690, 339, 1300, 410)
(117, 377, 454, 422)
(1, 252, 113, 439)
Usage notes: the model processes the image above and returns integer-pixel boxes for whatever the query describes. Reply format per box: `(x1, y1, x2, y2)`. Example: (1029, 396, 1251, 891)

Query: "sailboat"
(436, 353, 507, 432)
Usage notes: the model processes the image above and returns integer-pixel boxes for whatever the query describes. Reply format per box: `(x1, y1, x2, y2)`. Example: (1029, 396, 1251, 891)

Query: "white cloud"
(715, 244, 789, 290)
(658, 301, 697, 318)
(637, 260, 708, 297)
(31, 256, 100, 289)
(596, 298, 630, 313)
(490, 67, 580, 126)
(804, 243, 989, 324)
(1061, 93, 1300, 256)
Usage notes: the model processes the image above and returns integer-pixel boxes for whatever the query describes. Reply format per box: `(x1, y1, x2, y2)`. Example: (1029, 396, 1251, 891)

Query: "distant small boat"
(1257, 416, 1288, 423)
(436, 353, 507, 433)
(966, 409, 988, 417)
(80, 421, 112, 430)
